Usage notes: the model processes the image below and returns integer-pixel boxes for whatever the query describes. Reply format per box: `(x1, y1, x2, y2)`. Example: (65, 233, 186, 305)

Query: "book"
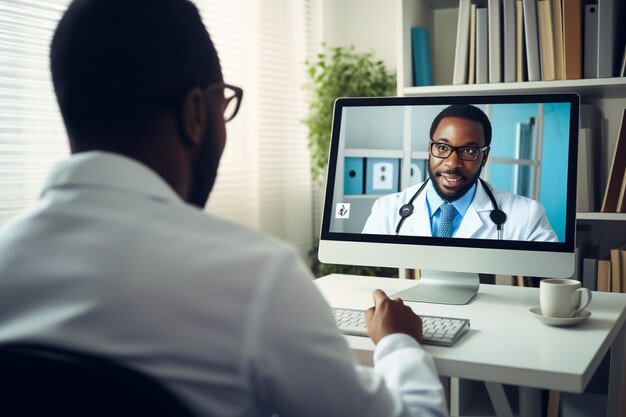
(562, 0, 582, 80)
(601, 109, 626, 212)
(584, 4, 599, 79)
(550, 0, 565, 80)
(537, 0, 555, 81)
(597, 0, 618, 78)
(476, 7, 489, 84)
(621, 247, 626, 295)
(608, 242, 626, 294)
(522, 0, 541, 81)
(582, 256, 598, 291)
(515, 0, 526, 82)
(579, 103, 603, 211)
(411, 27, 433, 86)
(453, 0, 472, 85)
(597, 257, 611, 292)
(502, 0, 516, 82)
(488, 0, 502, 83)
(468, 3, 477, 84)
(576, 128, 593, 212)
(609, 247, 622, 292)
(617, 169, 626, 212)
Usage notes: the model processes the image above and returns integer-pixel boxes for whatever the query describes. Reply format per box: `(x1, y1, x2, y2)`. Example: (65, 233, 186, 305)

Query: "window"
(197, 0, 320, 257)
(0, 0, 320, 258)
(0, 1, 70, 225)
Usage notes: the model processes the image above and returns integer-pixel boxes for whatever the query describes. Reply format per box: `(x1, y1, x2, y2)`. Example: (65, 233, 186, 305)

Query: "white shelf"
(577, 212, 626, 221)
(344, 148, 404, 158)
(402, 77, 626, 99)
(397, 0, 626, 100)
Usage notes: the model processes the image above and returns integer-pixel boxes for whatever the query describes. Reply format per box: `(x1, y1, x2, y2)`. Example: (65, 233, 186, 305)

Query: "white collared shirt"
(363, 179, 557, 241)
(0, 152, 447, 417)
(427, 182, 477, 237)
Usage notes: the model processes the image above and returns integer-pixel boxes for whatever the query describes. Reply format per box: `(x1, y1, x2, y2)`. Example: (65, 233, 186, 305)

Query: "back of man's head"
(51, 0, 221, 148)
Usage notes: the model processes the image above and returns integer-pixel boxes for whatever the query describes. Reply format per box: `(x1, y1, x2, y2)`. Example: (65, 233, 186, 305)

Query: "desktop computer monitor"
(318, 93, 580, 305)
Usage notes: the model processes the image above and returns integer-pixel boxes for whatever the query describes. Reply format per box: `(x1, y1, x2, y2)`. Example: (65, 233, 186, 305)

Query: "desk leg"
(484, 382, 514, 417)
(481, 384, 541, 417)
(608, 323, 626, 417)
(518, 387, 542, 417)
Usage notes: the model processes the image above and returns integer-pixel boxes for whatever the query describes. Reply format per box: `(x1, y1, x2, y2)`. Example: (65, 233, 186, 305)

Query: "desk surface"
(315, 274, 626, 393)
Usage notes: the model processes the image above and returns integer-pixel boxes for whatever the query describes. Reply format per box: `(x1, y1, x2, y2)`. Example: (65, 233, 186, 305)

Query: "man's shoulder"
(488, 186, 543, 209)
(177, 206, 295, 254)
(491, 187, 534, 201)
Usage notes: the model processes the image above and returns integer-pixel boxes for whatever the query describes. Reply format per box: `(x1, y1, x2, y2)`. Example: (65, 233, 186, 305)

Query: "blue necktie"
(437, 203, 456, 238)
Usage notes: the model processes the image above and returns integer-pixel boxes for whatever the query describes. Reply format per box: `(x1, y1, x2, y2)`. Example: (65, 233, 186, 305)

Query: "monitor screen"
(318, 93, 580, 304)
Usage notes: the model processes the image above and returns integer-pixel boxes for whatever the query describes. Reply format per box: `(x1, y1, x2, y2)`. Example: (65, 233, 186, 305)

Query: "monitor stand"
(390, 270, 480, 305)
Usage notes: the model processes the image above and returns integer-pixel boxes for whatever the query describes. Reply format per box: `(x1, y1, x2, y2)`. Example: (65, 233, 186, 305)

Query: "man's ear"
(179, 87, 207, 147)
(481, 149, 490, 167)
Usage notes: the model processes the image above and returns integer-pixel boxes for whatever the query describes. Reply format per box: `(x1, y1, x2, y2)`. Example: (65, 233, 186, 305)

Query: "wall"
(322, 0, 396, 71)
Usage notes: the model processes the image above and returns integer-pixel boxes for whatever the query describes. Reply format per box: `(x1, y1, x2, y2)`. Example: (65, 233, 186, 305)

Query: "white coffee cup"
(539, 279, 592, 318)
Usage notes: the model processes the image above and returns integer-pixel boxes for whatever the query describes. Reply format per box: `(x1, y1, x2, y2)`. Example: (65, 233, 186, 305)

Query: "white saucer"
(529, 307, 591, 327)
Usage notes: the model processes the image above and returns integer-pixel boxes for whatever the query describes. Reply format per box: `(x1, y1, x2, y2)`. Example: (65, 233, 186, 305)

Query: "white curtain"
(197, 0, 320, 257)
(0, 1, 69, 224)
(0, 0, 320, 258)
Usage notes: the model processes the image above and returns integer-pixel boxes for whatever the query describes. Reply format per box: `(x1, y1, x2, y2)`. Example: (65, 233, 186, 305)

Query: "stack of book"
(451, 0, 626, 85)
(577, 104, 603, 212)
(600, 108, 626, 213)
(582, 242, 626, 293)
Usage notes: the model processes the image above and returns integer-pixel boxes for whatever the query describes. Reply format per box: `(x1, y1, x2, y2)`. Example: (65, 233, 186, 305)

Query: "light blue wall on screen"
(343, 106, 404, 149)
(411, 105, 445, 152)
(489, 103, 571, 242)
(539, 103, 571, 242)
(489, 103, 538, 191)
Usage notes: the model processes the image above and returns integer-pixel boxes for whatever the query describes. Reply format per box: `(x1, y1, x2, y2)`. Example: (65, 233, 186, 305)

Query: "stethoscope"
(395, 178, 507, 239)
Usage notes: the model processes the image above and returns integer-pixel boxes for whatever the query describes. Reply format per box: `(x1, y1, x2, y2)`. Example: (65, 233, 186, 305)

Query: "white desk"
(315, 274, 626, 417)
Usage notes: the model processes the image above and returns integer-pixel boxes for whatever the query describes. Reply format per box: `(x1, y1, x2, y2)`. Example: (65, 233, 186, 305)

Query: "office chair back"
(0, 343, 195, 417)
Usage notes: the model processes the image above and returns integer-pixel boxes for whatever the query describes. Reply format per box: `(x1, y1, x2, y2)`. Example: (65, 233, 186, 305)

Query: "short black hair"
(429, 104, 492, 147)
(51, 0, 221, 141)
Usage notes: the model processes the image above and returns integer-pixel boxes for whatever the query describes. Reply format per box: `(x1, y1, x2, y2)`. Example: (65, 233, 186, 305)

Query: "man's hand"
(364, 289, 423, 344)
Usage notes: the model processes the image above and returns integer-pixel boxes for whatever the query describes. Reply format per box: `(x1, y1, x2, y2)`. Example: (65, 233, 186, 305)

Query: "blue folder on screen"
(344, 157, 364, 195)
(365, 158, 399, 194)
(410, 159, 426, 186)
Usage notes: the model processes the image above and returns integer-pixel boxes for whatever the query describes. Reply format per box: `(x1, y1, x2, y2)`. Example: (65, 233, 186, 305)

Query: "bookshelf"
(396, 0, 626, 244)
(396, 1, 626, 415)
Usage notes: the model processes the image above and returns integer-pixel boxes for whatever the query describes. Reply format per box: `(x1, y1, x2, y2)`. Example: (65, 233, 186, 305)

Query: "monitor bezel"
(319, 93, 580, 258)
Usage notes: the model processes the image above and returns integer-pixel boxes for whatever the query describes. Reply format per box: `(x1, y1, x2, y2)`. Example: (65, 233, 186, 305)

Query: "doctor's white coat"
(362, 180, 558, 241)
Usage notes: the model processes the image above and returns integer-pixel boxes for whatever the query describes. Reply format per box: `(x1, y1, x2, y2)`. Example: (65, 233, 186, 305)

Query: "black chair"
(0, 343, 195, 417)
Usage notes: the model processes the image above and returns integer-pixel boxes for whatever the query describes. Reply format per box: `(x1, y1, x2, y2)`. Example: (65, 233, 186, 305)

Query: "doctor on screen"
(362, 104, 558, 241)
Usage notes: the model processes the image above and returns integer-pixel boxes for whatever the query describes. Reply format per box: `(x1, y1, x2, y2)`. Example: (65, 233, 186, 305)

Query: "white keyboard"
(331, 307, 470, 347)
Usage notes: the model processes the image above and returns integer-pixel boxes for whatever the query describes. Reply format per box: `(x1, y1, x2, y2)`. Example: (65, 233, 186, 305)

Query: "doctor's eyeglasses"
(206, 82, 243, 122)
(429, 141, 489, 161)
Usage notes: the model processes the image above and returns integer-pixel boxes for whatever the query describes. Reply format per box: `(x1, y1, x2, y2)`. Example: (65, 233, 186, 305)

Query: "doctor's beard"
(427, 163, 483, 202)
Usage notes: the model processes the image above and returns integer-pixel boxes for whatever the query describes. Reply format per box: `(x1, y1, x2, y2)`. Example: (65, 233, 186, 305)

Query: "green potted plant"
(303, 45, 398, 278)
